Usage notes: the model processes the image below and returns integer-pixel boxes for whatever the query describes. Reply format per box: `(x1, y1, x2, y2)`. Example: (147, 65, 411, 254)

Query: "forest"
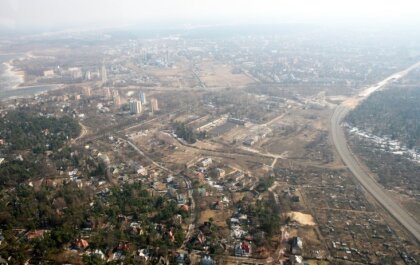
(0, 182, 187, 264)
(0, 110, 81, 153)
(349, 135, 420, 193)
(346, 86, 420, 149)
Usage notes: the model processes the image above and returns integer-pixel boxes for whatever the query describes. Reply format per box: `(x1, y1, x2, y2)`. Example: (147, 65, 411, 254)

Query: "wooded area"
(346, 86, 420, 149)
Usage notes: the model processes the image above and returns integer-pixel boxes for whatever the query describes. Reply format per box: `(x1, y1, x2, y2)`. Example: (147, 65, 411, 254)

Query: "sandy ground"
(287, 211, 316, 226)
(2, 61, 25, 88)
(343, 98, 360, 108)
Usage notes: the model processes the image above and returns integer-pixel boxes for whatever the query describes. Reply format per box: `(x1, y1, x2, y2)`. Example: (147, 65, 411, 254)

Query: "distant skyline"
(1, 0, 420, 31)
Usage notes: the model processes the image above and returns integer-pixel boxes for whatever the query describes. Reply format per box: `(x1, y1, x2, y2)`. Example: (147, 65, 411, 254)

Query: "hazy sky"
(1, 0, 420, 30)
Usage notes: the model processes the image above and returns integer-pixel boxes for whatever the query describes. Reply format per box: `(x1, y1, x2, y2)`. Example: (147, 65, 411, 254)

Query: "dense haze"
(1, 0, 420, 31)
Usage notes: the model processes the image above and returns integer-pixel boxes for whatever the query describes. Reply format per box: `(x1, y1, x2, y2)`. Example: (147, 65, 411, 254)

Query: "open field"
(197, 61, 253, 87)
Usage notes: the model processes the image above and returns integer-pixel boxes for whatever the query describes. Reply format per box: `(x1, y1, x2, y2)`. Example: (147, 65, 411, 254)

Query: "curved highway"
(330, 63, 420, 243)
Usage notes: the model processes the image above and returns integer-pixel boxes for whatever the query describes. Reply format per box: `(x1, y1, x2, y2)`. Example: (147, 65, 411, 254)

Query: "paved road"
(330, 63, 420, 243)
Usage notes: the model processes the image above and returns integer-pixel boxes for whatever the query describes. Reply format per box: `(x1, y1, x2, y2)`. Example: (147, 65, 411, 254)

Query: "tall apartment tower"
(101, 65, 107, 84)
(85, 71, 91, 80)
(103, 87, 111, 99)
(129, 100, 142, 114)
(111, 89, 120, 107)
(150, 98, 159, 113)
(82, 86, 91, 97)
(139, 92, 147, 104)
(113, 95, 121, 107)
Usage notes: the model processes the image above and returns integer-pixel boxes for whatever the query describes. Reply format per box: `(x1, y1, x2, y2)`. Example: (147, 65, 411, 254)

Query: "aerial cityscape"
(0, 0, 419, 264)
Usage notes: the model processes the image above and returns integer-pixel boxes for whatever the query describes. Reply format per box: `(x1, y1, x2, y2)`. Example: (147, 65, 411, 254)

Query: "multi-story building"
(82, 86, 91, 97)
(129, 100, 142, 114)
(101, 65, 107, 84)
(43, 69, 54, 77)
(139, 92, 147, 104)
(113, 95, 121, 107)
(150, 98, 159, 112)
(103, 87, 111, 99)
(68, 67, 82, 79)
